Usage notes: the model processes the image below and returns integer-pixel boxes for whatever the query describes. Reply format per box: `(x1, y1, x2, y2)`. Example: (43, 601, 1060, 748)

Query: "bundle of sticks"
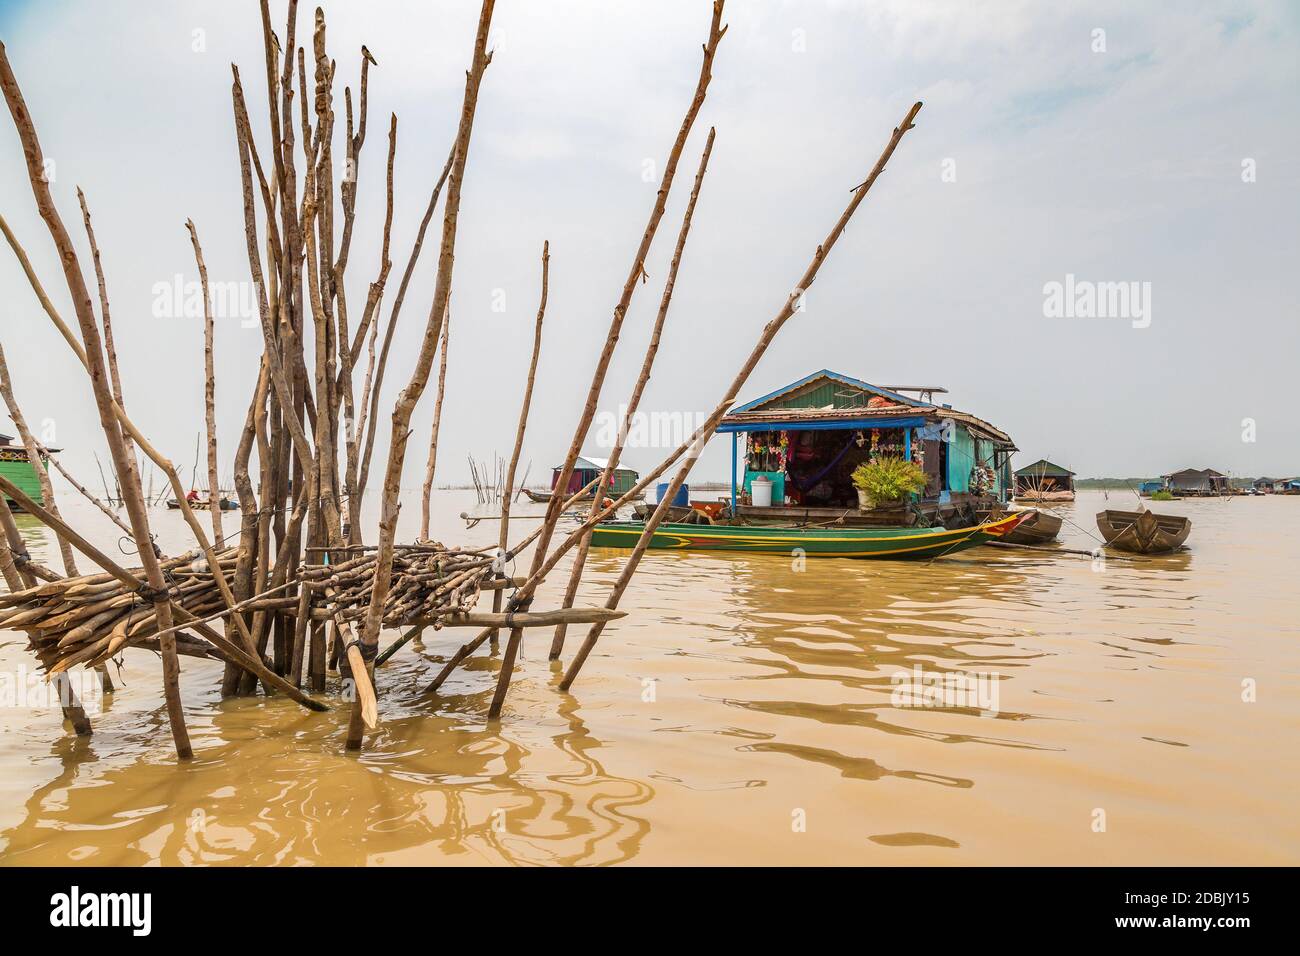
(0, 549, 237, 675)
(294, 544, 495, 629)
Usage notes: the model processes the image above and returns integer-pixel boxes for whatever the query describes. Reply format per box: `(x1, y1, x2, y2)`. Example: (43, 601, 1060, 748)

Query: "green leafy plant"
(851, 457, 928, 503)
(1150, 489, 1174, 501)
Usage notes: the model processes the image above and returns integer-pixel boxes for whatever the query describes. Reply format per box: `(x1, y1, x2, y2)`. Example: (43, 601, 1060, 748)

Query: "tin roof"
(720, 370, 1015, 446)
(1014, 458, 1075, 477)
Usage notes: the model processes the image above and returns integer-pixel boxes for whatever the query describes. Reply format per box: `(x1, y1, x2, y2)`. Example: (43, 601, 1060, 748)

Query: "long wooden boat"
(524, 487, 644, 505)
(588, 512, 1028, 560)
(168, 497, 238, 511)
(1096, 509, 1190, 554)
(521, 488, 560, 503)
(1003, 508, 1062, 545)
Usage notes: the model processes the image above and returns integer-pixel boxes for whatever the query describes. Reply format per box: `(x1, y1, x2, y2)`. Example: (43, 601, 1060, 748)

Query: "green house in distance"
(1, 431, 56, 508)
(1013, 458, 1076, 501)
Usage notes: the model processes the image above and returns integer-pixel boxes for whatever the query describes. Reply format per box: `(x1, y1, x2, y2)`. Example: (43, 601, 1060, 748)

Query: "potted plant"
(851, 456, 928, 510)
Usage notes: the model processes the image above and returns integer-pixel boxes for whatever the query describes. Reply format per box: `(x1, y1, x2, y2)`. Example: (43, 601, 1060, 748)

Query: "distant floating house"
(1013, 459, 1076, 502)
(1253, 477, 1278, 494)
(551, 456, 639, 497)
(717, 369, 1016, 525)
(1138, 480, 1164, 496)
(0, 431, 56, 508)
(1163, 467, 1229, 497)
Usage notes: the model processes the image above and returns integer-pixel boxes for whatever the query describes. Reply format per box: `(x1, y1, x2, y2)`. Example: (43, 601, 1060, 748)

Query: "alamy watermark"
(1, 664, 105, 716)
(151, 274, 259, 327)
(593, 404, 710, 452)
(890, 665, 1000, 716)
(1043, 273, 1152, 329)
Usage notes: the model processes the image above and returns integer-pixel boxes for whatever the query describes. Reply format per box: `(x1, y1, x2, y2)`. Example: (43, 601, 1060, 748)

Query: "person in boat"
(186, 488, 199, 503)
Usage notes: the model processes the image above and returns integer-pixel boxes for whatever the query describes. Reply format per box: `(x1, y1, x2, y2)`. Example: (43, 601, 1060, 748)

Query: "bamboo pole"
(185, 218, 225, 546)
(0, 45, 192, 757)
(549, 128, 714, 661)
(559, 102, 925, 691)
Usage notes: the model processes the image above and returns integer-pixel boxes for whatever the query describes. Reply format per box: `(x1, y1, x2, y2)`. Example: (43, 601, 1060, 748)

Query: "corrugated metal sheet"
(0, 459, 45, 504)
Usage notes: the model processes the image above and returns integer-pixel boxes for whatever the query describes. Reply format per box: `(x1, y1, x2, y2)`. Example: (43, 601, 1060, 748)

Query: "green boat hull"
(588, 513, 1027, 561)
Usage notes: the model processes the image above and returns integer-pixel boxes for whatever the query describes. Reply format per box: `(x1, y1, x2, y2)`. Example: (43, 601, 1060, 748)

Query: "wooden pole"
(486, 240, 549, 646)
(185, 218, 226, 546)
(3, 183, 264, 664)
(419, 478, 598, 697)
(521, 3, 726, 593)
(355, 141, 457, 511)
(43, 450, 137, 540)
(489, 3, 726, 719)
(76, 188, 132, 461)
(417, 301, 451, 541)
(1, 44, 193, 757)
(354, 0, 496, 749)
(559, 102, 925, 691)
(549, 128, 715, 660)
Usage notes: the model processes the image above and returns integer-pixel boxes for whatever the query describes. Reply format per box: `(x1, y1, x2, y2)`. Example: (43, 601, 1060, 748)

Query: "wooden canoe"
(588, 512, 1029, 560)
(1003, 509, 1062, 545)
(524, 487, 644, 505)
(167, 497, 238, 511)
(1096, 509, 1190, 554)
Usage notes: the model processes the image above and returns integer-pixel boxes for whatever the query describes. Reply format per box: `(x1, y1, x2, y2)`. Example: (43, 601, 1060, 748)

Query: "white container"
(751, 475, 773, 507)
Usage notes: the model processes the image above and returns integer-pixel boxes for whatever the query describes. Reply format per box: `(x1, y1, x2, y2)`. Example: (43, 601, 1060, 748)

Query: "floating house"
(1253, 477, 1278, 494)
(717, 369, 1016, 526)
(1013, 459, 1076, 502)
(550, 456, 639, 497)
(1138, 480, 1164, 497)
(1163, 467, 1229, 497)
(0, 431, 56, 508)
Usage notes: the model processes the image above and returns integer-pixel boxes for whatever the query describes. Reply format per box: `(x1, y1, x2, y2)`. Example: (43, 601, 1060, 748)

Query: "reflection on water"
(2, 491, 1298, 865)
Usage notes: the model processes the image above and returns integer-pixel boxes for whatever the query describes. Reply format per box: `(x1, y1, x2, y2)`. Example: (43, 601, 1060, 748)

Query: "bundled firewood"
(295, 544, 494, 629)
(0, 549, 238, 675)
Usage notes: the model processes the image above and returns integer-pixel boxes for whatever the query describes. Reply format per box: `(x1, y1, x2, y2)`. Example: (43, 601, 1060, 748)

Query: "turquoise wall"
(946, 426, 975, 493)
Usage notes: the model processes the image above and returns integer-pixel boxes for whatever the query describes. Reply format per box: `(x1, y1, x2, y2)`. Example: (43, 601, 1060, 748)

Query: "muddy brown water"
(1, 490, 1297, 865)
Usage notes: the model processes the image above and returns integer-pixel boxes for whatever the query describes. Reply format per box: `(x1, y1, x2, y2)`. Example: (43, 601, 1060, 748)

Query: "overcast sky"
(1, 0, 1297, 488)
